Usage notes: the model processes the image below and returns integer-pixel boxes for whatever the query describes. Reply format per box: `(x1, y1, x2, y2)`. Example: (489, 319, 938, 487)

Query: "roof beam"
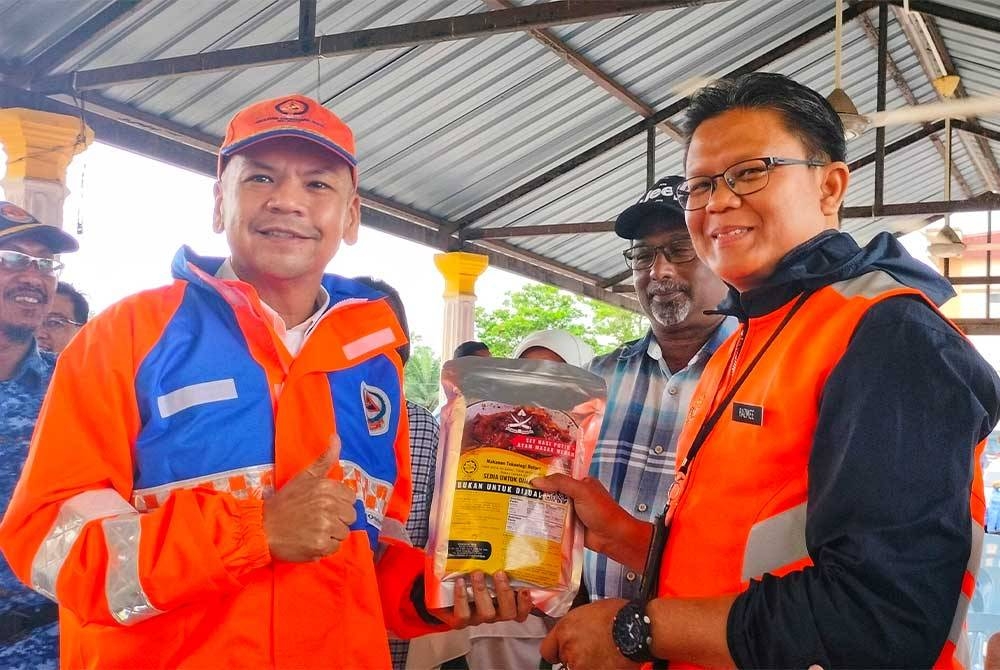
(854, 8, 972, 197)
(600, 269, 633, 289)
(953, 120, 1000, 145)
(443, 0, 1000, 232)
(0, 82, 637, 309)
(891, 6, 1000, 192)
(23, 0, 149, 78)
(358, 195, 640, 309)
(0, 84, 216, 175)
(29, 1, 729, 94)
(482, 0, 684, 143)
(445, 2, 874, 232)
(65, 90, 220, 151)
(462, 222, 614, 240)
(847, 120, 944, 172)
(298, 0, 317, 51)
(843, 194, 1000, 218)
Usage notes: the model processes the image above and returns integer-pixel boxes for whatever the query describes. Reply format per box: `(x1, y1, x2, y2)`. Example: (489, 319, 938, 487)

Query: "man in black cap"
(0, 201, 78, 670)
(579, 177, 732, 605)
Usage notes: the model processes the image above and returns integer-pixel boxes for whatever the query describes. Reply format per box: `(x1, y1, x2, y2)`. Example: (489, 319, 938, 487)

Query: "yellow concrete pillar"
(0, 107, 93, 228)
(434, 251, 489, 360)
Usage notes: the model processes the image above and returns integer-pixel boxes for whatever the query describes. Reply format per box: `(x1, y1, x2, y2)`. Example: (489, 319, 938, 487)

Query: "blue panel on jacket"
(133, 284, 274, 489)
(328, 353, 402, 549)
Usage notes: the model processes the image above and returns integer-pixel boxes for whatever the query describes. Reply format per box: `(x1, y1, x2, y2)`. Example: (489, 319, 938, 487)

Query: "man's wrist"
(410, 576, 444, 625)
(622, 520, 656, 572)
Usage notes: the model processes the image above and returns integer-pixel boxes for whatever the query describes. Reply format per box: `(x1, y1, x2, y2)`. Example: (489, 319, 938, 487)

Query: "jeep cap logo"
(639, 184, 674, 204)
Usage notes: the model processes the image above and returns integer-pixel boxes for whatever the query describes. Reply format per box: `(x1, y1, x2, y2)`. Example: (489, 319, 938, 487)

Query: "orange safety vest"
(0, 249, 443, 669)
(659, 271, 984, 670)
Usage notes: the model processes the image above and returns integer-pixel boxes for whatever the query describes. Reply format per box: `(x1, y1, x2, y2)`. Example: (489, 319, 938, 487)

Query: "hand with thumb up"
(263, 434, 357, 562)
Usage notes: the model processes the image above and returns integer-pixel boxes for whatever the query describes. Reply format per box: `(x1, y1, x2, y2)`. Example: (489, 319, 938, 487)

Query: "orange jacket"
(661, 268, 987, 670)
(0, 248, 444, 669)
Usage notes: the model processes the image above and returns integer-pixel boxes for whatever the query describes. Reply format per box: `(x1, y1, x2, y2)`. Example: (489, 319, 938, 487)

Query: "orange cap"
(217, 94, 357, 182)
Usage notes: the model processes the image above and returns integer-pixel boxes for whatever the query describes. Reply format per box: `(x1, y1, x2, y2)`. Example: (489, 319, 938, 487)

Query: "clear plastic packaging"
(426, 356, 606, 617)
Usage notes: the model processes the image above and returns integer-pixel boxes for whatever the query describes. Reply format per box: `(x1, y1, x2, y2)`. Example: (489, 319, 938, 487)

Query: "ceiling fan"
(827, 0, 1000, 140)
(925, 116, 1000, 260)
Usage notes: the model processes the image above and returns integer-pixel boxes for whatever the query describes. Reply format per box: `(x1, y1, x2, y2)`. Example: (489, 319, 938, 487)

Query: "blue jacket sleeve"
(727, 295, 1000, 669)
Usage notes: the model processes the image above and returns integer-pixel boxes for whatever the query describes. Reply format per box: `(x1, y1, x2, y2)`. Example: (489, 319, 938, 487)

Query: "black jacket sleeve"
(727, 295, 1000, 669)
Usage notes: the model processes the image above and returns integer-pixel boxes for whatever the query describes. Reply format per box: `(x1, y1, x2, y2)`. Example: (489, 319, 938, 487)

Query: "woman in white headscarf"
(510, 329, 595, 367)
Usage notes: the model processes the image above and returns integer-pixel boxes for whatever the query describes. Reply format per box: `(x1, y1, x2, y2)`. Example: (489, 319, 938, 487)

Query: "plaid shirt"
(584, 319, 736, 601)
(390, 401, 440, 669)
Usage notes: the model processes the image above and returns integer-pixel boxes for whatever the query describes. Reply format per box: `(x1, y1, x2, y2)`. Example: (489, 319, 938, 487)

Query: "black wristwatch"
(612, 599, 655, 663)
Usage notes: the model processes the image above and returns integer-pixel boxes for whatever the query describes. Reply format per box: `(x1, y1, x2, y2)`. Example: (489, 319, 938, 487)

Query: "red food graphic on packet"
(464, 406, 576, 459)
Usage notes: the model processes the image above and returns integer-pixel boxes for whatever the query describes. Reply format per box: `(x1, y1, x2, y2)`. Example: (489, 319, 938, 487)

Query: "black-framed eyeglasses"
(0, 249, 64, 276)
(674, 156, 828, 211)
(623, 238, 697, 270)
(40, 315, 83, 330)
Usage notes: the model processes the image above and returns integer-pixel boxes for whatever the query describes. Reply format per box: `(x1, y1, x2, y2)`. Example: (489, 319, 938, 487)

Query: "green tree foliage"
(475, 284, 647, 357)
(404, 341, 441, 411)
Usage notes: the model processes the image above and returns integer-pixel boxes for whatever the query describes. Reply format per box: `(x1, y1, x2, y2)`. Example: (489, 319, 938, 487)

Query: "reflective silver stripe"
(102, 514, 162, 625)
(955, 624, 971, 670)
(742, 502, 808, 581)
(829, 270, 906, 300)
(946, 522, 983, 649)
(342, 327, 396, 360)
(380, 517, 412, 545)
(31, 489, 135, 601)
(157, 378, 237, 418)
(131, 464, 274, 512)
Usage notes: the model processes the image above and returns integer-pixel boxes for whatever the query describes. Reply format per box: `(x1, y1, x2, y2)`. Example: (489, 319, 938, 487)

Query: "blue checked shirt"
(0, 341, 58, 670)
(390, 401, 440, 669)
(584, 319, 736, 601)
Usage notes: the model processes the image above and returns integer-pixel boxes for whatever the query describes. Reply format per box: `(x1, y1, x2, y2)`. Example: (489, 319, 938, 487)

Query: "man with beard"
(0, 201, 78, 670)
(581, 176, 732, 605)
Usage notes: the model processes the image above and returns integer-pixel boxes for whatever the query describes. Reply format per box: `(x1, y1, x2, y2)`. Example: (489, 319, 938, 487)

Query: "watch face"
(613, 601, 650, 660)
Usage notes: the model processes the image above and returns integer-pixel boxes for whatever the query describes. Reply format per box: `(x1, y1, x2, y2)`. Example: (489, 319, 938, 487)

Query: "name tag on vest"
(732, 402, 764, 426)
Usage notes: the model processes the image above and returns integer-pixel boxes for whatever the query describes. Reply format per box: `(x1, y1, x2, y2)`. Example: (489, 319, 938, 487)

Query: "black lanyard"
(637, 290, 813, 602)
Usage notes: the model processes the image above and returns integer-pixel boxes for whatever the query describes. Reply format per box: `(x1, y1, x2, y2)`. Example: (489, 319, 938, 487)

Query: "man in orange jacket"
(0, 94, 529, 669)
(536, 73, 1000, 669)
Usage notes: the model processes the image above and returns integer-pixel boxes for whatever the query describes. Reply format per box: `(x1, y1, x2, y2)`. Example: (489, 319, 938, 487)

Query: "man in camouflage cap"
(0, 201, 78, 670)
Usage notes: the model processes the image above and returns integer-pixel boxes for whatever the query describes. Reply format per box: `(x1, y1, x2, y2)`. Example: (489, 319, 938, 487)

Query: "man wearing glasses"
(538, 72, 1000, 669)
(580, 176, 731, 610)
(36, 281, 88, 355)
(0, 201, 78, 670)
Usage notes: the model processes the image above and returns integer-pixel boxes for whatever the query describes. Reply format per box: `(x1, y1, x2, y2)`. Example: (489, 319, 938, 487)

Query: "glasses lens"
(41, 259, 63, 275)
(666, 239, 697, 263)
(0, 250, 62, 276)
(625, 247, 656, 270)
(0, 250, 32, 271)
(677, 178, 713, 211)
(725, 159, 770, 196)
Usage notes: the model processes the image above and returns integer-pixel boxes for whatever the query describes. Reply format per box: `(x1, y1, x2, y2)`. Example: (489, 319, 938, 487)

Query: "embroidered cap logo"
(1, 204, 34, 224)
(275, 98, 309, 116)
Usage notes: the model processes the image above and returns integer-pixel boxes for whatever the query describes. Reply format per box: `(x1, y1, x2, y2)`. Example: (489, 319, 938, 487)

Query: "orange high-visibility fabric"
(0, 270, 442, 669)
(658, 276, 982, 670)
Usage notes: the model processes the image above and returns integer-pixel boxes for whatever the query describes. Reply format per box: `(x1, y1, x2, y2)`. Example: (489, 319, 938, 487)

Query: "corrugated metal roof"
(1, 0, 998, 304)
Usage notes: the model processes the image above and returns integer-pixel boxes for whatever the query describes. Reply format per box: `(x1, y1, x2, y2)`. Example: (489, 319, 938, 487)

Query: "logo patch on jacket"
(732, 402, 764, 426)
(361, 382, 391, 436)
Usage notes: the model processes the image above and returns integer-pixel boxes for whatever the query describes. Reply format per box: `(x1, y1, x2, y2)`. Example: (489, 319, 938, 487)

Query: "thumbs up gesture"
(263, 435, 358, 562)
